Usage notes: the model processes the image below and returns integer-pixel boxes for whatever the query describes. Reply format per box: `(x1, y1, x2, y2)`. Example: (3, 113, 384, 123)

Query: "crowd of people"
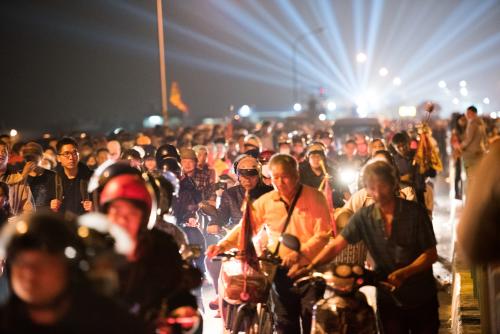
(0, 105, 498, 333)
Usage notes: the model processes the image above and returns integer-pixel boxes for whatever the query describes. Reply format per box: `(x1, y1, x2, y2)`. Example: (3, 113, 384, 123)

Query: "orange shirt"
(219, 184, 332, 265)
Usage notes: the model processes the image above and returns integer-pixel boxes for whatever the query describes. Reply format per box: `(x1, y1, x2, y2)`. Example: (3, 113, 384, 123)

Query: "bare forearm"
(309, 235, 348, 269)
(400, 247, 437, 278)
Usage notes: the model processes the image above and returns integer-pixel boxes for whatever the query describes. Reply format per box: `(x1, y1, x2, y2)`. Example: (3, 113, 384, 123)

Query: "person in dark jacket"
(51, 137, 93, 216)
(20, 142, 56, 211)
(96, 165, 199, 331)
(299, 142, 350, 208)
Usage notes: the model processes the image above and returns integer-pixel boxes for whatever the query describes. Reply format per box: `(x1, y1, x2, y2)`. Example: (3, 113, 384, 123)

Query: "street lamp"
(292, 27, 325, 105)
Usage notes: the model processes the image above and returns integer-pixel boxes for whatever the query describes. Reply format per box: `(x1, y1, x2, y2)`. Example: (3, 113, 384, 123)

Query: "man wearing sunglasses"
(50, 137, 93, 215)
(205, 155, 272, 312)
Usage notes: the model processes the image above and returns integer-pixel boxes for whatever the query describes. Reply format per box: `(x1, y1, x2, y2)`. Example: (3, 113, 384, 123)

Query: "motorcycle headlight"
(340, 169, 357, 185)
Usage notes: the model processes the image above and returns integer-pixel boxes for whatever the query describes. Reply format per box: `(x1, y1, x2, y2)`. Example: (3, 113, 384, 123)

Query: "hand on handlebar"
(287, 263, 310, 279)
(206, 244, 224, 260)
(387, 268, 408, 289)
(281, 250, 299, 267)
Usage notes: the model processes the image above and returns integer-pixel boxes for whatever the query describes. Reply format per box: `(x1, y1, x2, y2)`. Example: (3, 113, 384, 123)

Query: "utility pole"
(156, 0, 168, 125)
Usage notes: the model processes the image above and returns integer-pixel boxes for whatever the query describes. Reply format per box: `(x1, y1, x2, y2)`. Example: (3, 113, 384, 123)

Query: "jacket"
(211, 183, 273, 228)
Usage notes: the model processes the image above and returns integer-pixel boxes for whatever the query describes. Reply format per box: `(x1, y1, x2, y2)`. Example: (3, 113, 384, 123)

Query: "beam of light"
(399, 0, 496, 81)
(113, 1, 328, 93)
(272, 1, 354, 96)
(361, 0, 385, 91)
(402, 56, 500, 101)
(314, 1, 357, 91)
(353, 0, 365, 84)
(167, 49, 297, 89)
(210, 0, 353, 98)
(402, 32, 500, 94)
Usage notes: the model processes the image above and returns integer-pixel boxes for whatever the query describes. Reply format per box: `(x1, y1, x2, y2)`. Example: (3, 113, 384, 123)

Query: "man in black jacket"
(50, 137, 93, 216)
(299, 142, 349, 208)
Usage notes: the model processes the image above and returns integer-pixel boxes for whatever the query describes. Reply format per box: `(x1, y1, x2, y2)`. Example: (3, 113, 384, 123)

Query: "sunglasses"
(237, 169, 259, 177)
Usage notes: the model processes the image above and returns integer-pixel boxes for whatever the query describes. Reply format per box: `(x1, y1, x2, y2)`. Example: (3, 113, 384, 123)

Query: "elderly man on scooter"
(292, 160, 439, 334)
(207, 153, 332, 334)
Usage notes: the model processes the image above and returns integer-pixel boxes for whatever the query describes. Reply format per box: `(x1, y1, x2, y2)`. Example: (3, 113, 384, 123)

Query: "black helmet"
(121, 148, 142, 161)
(142, 144, 156, 160)
(156, 144, 180, 164)
(1, 212, 87, 274)
(148, 171, 177, 218)
(157, 156, 182, 177)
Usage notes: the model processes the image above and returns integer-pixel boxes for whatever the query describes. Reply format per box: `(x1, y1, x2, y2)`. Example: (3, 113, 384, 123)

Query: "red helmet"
(99, 174, 153, 215)
(258, 150, 276, 164)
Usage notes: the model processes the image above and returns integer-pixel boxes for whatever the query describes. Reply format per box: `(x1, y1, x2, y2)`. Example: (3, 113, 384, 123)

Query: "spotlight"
(356, 52, 367, 63)
(318, 113, 327, 121)
(490, 112, 497, 119)
(293, 103, 302, 112)
(398, 106, 417, 117)
(438, 81, 447, 88)
(459, 80, 467, 87)
(379, 67, 388, 77)
(10, 129, 18, 137)
(238, 105, 252, 117)
(483, 97, 490, 105)
(452, 98, 459, 105)
(392, 77, 402, 86)
(326, 101, 336, 111)
(460, 87, 468, 97)
(143, 115, 164, 128)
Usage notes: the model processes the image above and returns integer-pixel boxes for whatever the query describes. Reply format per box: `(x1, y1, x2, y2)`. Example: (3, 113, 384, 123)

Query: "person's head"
(369, 138, 385, 157)
(466, 105, 478, 120)
(3, 213, 85, 309)
(306, 142, 326, 170)
(269, 154, 299, 199)
(0, 141, 8, 170)
(179, 148, 197, 175)
(343, 139, 357, 157)
(106, 140, 121, 162)
(291, 135, 305, 155)
(234, 155, 260, 191)
(193, 145, 208, 167)
(95, 148, 109, 167)
(243, 135, 261, 158)
(56, 137, 80, 170)
(457, 114, 467, 128)
(355, 134, 369, 156)
(121, 149, 142, 170)
(362, 161, 398, 206)
(99, 173, 153, 261)
(21, 142, 44, 165)
(214, 138, 227, 160)
(391, 132, 410, 157)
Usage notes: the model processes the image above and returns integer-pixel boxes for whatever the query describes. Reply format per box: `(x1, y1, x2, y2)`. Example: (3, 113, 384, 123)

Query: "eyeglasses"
(58, 150, 79, 158)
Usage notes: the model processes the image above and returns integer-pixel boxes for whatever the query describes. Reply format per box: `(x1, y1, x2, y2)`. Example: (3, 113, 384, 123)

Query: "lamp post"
(292, 27, 324, 106)
(156, 0, 168, 125)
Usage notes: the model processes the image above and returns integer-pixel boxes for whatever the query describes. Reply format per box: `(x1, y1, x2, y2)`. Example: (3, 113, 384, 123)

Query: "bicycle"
(214, 250, 280, 334)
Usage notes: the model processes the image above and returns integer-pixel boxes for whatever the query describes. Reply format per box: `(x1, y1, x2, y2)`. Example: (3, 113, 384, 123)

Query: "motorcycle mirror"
(280, 233, 301, 252)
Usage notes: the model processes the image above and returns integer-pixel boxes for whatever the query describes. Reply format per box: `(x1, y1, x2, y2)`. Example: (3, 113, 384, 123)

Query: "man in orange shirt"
(207, 153, 331, 334)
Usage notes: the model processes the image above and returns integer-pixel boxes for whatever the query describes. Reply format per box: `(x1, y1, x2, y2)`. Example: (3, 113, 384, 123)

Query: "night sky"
(1, 0, 499, 134)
